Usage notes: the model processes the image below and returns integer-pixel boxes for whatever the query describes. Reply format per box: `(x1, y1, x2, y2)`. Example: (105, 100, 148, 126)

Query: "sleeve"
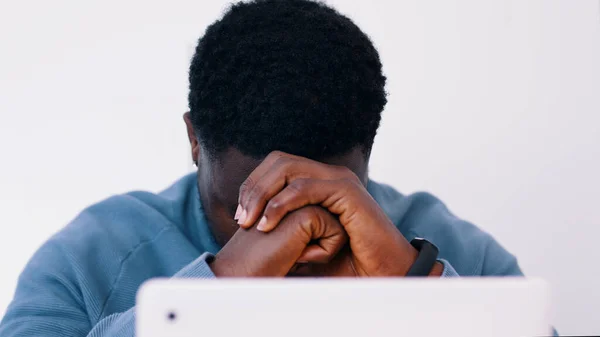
(437, 237, 524, 278)
(0, 253, 216, 337)
(438, 259, 460, 277)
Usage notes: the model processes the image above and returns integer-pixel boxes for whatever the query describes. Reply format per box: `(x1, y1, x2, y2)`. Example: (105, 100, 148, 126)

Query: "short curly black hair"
(188, 0, 387, 160)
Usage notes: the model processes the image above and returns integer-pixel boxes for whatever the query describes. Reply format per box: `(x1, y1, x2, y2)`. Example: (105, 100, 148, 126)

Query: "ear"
(183, 112, 199, 166)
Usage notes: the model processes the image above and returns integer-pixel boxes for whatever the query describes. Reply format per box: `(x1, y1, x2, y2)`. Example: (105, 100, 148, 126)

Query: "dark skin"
(184, 112, 443, 277)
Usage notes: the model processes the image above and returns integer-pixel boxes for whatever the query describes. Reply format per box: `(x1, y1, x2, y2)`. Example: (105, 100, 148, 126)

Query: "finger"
(257, 178, 356, 232)
(240, 159, 355, 228)
(291, 206, 348, 264)
(255, 178, 335, 232)
(238, 157, 295, 228)
(296, 245, 337, 264)
(308, 206, 348, 259)
(304, 246, 358, 277)
(235, 151, 284, 226)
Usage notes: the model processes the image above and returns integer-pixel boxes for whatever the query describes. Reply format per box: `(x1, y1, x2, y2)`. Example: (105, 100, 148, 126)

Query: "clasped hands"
(210, 151, 442, 277)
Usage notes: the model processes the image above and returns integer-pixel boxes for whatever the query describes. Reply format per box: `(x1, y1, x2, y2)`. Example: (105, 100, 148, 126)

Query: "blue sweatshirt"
(0, 173, 523, 336)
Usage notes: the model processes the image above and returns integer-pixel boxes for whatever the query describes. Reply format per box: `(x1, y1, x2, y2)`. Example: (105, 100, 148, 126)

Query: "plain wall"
(0, 0, 599, 334)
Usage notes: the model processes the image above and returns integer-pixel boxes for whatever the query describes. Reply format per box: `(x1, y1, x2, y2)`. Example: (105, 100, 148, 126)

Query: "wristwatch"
(405, 238, 439, 277)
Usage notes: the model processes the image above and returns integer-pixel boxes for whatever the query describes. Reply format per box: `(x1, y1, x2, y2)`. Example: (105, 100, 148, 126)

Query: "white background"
(0, 0, 598, 334)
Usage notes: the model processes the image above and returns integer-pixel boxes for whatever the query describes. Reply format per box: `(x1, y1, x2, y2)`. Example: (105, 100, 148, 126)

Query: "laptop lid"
(136, 278, 550, 337)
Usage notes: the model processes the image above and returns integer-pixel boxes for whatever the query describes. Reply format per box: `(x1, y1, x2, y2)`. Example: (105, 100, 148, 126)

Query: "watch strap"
(405, 238, 439, 277)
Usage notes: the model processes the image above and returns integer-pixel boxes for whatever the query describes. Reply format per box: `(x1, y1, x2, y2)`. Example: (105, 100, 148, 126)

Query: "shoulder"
(55, 175, 195, 255)
(54, 173, 196, 255)
(368, 180, 520, 276)
(13, 175, 197, 318)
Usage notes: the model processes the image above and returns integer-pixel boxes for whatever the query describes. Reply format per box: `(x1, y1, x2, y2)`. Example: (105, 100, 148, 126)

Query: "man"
(0, 0, 524, 336)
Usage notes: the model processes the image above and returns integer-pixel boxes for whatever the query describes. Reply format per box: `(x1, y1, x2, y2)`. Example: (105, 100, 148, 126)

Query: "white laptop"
(136, 278, 551, 337)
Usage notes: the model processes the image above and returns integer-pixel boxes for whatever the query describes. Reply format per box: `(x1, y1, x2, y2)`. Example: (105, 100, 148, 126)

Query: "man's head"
(184, 0, 387, 245)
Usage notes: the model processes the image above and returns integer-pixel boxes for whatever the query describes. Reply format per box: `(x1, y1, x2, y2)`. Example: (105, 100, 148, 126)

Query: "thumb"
(297, 207, 348, 263)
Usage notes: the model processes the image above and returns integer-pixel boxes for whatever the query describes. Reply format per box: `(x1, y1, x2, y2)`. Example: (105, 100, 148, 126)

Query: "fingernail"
(234, 204, 242, 220)
(256, 216, 268, 231)
(237, 209, 247, 225)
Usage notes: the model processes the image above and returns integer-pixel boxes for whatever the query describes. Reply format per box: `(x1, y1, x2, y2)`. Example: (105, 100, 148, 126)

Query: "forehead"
(206, 146, 368, 204)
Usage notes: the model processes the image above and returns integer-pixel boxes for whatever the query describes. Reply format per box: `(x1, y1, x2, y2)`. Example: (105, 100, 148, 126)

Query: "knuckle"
(309, 206, 329, 224)
(328, 165, 360, 182)
(333, 165, 351, 174)
(268, 151, 286, 164)
(297, 205, 321, 221)
(340, 174, 362, 189)
(289, 178, 309, 192)
(239, 177, 254, 196)
(250, 184, 266, 200)
(339, 178, 360, 197)
(266, 199, 282, 212)
(338, 166, 360, 182)
(280, 207, 313, 233)
(270, 151, 294, 166)
(277, 156, 294, 170)
(341, 176, 358, 186)
(268, 150, 284, 158)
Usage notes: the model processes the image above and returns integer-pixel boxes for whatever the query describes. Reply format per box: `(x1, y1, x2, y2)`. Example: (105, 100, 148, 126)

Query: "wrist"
(400, 244, 419, 275)
(429, 261, 444, 277)
(374, 240, 419, 276)
(404, 238, 441, 277)
(209, 253, 237, 277)
(209, 226, 305, 277)
(397, 247, 443, 277)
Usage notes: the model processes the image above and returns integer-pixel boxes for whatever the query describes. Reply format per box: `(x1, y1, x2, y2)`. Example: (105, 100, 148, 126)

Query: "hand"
(288, 245, 357, 277)
(236, 151, 443, 276)
(210, 206, 349, 277)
